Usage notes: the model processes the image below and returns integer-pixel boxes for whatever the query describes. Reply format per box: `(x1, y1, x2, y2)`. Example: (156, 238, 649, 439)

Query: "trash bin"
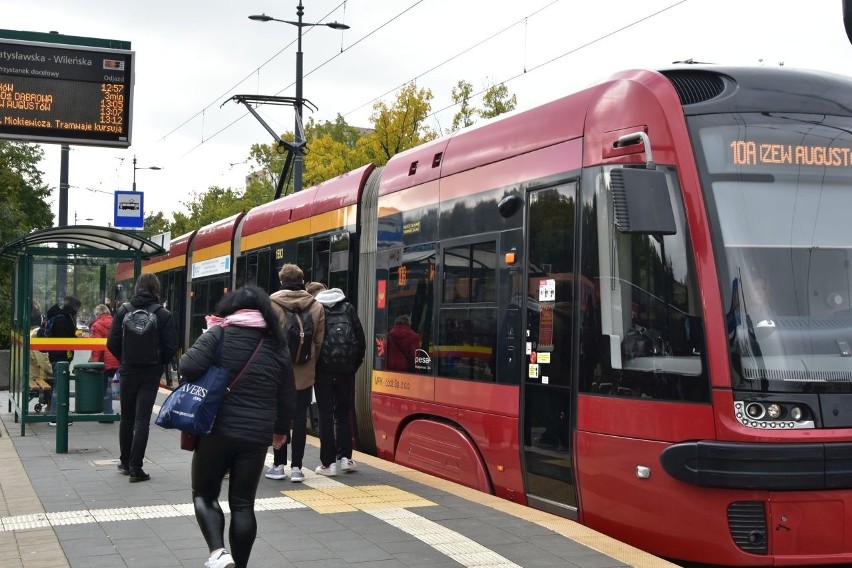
(73, 362, 105, 414)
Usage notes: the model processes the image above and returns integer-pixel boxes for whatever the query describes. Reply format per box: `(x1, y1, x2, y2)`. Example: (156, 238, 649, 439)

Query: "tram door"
(522, 183, 578, 516)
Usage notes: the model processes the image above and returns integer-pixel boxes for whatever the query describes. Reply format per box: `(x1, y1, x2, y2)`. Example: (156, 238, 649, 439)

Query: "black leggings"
(192, 433, 266, 568)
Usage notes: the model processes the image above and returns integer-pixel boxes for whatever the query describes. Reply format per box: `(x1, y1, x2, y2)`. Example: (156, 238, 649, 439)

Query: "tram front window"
(693, 112, 852, 394)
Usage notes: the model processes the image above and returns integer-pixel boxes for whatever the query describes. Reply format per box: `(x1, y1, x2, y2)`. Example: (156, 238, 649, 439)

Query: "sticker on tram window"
(729, 139, 852, 168)
(538, 279, 555, 302)
(537, 352, 551, 364)
(526, 341, 532, 355)
(530, 351, 537, 364)
(528, 364, 539, 378)
(541, 375, 549, 385)
(539, 305, 554, 350)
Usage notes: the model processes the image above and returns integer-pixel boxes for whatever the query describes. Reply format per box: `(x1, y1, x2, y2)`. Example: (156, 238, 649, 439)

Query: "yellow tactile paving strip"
(284, 484, 435, 514)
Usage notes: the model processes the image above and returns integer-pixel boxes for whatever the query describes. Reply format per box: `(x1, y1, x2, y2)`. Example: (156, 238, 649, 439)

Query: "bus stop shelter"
(0, 226, 165, 438)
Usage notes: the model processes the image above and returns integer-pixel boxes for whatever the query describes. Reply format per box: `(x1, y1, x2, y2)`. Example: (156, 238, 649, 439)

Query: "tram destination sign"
(0, 34, 133, 147)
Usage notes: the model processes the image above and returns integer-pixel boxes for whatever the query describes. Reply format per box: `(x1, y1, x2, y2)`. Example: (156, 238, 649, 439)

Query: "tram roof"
(0, 225, 166, 261)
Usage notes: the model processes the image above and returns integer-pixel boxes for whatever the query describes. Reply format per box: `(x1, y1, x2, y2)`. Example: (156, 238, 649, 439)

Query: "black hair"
(214, 285, 285, 345)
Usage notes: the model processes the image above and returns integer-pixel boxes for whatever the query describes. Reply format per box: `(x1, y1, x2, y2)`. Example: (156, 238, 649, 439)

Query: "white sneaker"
(339, 458, 358, 473)
(204, 549, 235, 568)
(289, 467, 305, 482)
(315, 462, 337, 477)
(265, 464, 287, 480)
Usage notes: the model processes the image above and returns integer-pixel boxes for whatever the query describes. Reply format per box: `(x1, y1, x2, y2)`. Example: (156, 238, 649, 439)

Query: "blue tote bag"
(156, 327, 264, 435)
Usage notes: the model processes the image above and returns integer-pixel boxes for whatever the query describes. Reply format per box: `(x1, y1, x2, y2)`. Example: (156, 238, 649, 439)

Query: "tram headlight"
(745, 402, 765, 420)
(766, 403, 782, 419)
(790, 406, 804, 421)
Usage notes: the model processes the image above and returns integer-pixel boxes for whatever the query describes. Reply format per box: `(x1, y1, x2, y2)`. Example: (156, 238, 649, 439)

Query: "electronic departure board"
(0, 37, 133, 147)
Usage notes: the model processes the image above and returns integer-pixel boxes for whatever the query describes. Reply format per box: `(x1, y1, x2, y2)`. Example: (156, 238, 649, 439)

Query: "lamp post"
(249, 4, 349, 192)
(132, 155, 162, 192)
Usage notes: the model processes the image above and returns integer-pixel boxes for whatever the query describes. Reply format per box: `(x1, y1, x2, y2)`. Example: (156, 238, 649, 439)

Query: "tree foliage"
(450, 80, 478, 131)
(481, 82, 517, 120)
(0, 141, 54, 348)
(364, 83, 436, 164)
(149, 79, 511, 238)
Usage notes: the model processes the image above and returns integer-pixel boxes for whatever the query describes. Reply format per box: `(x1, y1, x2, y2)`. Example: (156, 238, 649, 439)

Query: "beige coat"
(270, 289, 325, 391)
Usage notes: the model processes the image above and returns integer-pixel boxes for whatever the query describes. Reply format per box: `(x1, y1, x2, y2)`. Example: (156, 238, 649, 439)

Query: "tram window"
(329, 233, 349, 294)
(256, 250, 271, 293)
(437, 307, 497, 381)
(384, 244, 436, 373)
(443, 242, 496, 304)
(314, 238, 330, 286)
(297, 242, 313, 283)
(331, 233, 349, 271)
(587, 166, 710, 402)
(246, 255, 259, 286)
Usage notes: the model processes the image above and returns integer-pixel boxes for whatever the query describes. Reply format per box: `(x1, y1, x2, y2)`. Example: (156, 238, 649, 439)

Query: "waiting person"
(306, 281, 326, 296)
(267, 264, 325, 482)
(107, 273, 178, 483)
(179, 285, 295, 568)
(314, 286, 366, 475)
(88, 303, 120, 416)
(44, 295, 81, 419)
(387, 314, 420, 372)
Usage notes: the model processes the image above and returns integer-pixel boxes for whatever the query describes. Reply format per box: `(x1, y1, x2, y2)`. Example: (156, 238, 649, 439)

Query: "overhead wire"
(167, 0, 688, 171)
(174, 1, 424, 159)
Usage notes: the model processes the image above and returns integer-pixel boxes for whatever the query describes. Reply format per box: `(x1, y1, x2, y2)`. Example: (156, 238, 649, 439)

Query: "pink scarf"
(205, 309, 267, 331)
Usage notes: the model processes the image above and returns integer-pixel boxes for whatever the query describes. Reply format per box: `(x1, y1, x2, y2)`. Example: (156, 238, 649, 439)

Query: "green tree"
(169, 186, 244, 236)
(450, 80, 478, 132)
(140, 211, 171, 240)
(481, 82, 517, 120)
(363, 83, 437, 164)
(0, 141, 53, 348)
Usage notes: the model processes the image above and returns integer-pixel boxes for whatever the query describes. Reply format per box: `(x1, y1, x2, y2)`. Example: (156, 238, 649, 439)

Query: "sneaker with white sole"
(315, 462, 337, 476)
(204, 549, 234, 568)
(264, 464, 287, 480)
(339, 458, 358, 473)
(289, 467, 305, 482)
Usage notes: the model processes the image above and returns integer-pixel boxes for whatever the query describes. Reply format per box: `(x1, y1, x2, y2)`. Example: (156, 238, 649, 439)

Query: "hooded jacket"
(314, 288, 366, 378)
(179, 325, 295, 446)
(269, 287, 325, 390)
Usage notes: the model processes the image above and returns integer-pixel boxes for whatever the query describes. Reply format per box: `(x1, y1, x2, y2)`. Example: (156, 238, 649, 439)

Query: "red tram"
(120, 66, 852, 565)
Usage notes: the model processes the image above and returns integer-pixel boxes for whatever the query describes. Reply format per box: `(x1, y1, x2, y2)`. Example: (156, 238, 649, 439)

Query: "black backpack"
(121, 303, 162, 365)
(283, 301, 316, 365)
(37, 313, 67, 338)
(318, 302, 360, 374)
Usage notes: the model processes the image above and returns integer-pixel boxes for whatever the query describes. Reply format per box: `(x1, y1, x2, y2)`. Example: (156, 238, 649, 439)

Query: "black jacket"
(107, 291, 178, 370)
(178, 325, 296, 446)
(44, 303, 78, 364)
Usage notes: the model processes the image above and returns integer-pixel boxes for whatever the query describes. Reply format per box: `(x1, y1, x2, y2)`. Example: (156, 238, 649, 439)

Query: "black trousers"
(192, 433, 266, 568)
(314, 375, 355, 467)
(272, 386, 312, 468)
(118, 367, 160, 471)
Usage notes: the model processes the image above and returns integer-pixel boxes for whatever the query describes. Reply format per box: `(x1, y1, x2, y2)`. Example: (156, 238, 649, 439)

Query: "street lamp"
(132, 155, 162, 192)
(249, 3, 349, 192)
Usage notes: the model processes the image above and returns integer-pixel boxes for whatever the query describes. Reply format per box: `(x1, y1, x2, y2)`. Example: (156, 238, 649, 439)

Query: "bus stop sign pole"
(54, 362, 70, 453)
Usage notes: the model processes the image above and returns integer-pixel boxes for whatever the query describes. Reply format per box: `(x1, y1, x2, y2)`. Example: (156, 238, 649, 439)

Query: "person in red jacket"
(89, 303, 121, 416)
(386, 315, 421, 372)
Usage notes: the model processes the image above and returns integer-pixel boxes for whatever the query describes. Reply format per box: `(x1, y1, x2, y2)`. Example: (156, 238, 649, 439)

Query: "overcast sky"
(4, 0, 852, 228)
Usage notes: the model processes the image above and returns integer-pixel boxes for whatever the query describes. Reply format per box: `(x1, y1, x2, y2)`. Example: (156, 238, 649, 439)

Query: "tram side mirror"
(498, 195, 523, 218)
(610, 168, 677, 235)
